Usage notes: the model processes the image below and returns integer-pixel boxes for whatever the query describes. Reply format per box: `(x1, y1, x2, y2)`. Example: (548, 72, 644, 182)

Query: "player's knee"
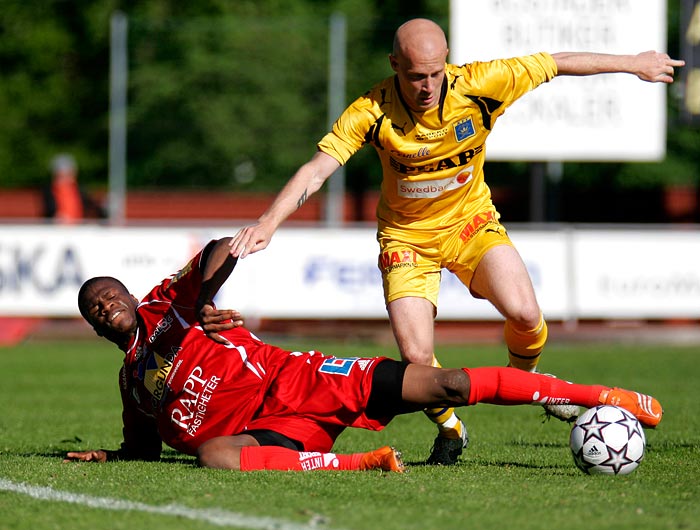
(196, 439, 218, 468)
(438, 368, 470, 403)
(197, 437, 239, 470)
(508, 304, 542, 330)
(399, 346, 434, 365)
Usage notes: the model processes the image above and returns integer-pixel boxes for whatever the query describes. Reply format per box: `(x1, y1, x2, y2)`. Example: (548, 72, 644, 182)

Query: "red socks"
(463, 366, 605, 408)
(239, 446, 365, 471)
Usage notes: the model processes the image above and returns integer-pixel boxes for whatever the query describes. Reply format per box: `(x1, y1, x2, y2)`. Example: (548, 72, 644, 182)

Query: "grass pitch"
(1, 338, 699, 530)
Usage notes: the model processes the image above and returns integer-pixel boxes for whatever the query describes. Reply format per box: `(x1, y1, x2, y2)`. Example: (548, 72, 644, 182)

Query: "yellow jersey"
(318, 53, 557, 231)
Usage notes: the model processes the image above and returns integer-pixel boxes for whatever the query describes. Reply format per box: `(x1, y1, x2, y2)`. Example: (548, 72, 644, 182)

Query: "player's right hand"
(198, 303, 243, 344)
(229, 222, 273, 259)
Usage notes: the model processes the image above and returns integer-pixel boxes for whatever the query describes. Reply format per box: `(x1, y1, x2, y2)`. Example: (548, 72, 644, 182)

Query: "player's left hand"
(63, 450, 108, 463)
(198, 303, 244, 344)
(635, 50, 685, 83)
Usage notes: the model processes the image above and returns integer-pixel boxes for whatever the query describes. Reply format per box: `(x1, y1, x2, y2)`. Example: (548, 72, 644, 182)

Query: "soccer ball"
(569, 405, 646, 475)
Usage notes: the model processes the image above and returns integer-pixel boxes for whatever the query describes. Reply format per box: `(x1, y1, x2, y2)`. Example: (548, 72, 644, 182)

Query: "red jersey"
(118, 244, 391, 458)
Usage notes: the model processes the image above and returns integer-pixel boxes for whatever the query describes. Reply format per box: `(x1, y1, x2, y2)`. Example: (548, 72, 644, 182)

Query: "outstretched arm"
(196, 238, 244, 343)
(552, 50, 684, 83)
(64, 401, 163, 464)
(63, 447, 160, 463)
(229, 151, 341, 259)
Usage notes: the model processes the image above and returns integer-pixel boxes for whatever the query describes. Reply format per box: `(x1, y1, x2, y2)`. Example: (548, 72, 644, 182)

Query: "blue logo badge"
(454, 117, 475, 142)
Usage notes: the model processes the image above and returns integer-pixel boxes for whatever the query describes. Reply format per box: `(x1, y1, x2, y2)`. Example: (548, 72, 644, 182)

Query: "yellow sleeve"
(455, 52, 557, 105)
(317, 93, 380, 165)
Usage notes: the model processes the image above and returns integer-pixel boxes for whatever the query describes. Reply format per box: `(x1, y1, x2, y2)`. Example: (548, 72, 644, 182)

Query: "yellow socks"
(505, 313, 548, 372)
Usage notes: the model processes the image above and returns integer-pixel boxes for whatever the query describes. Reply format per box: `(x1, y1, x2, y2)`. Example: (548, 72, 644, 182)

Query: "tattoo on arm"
(296, 189, 308, 210)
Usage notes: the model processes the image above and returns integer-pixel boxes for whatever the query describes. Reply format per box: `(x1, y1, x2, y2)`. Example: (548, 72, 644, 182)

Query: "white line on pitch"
(0, 478, 337, 529)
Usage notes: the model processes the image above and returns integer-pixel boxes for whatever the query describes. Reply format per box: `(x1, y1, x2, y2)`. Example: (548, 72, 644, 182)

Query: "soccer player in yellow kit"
(230, 18, 684, 465)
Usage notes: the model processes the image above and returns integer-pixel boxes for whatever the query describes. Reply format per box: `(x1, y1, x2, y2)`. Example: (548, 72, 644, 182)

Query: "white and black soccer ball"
(569, 405, 646, 475)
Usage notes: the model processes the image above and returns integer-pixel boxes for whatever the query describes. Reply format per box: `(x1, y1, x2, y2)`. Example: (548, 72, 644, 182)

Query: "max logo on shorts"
(379, 249, 417, 272)
(459, 211, 498, 242)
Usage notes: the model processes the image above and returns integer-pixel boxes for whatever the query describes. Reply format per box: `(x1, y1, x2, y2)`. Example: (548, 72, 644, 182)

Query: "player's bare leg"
(470, 245, 579, 421)
(388, 297, 468, 465)
(471, 245, 543, 369)
(387, 296, 435, 367)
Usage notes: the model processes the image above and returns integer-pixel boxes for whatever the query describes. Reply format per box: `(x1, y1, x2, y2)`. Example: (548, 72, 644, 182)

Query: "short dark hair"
(77, 276, 129, 321)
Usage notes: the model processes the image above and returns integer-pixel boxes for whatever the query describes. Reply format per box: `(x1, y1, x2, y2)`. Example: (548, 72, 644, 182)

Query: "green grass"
(1, 339, 699, 530)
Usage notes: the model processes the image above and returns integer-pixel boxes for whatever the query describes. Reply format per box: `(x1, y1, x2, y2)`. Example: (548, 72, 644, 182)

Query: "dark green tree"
(0, 0, 695, 223)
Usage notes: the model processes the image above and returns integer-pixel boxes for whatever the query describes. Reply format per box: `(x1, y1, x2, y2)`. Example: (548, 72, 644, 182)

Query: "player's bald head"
(389, 19, 449, 113)
(392, 18, 448, 61)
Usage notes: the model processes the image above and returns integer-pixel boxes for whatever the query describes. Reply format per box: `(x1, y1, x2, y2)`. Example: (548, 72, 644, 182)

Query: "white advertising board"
(215, 228, 570, 320)
(449, 0, 667, 161)
(0, 225, 698, 320)
(218, 228, 387, 319)
(0, 226, 211, 316)
(572, 230, 700, 318)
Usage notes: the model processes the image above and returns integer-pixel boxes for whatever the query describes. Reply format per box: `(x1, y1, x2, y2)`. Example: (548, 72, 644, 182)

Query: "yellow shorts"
(377, 207, 513, 306)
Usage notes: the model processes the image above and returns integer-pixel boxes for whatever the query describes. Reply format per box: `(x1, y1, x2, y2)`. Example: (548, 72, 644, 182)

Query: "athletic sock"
(239, 446, 365, 471)
(463, 366, 605, 408)
(505, 313, 547, 372)
(424, 356, 464, 440)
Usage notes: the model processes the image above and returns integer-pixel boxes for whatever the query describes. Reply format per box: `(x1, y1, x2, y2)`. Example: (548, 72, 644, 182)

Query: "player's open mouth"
(110, 310, 122, 322)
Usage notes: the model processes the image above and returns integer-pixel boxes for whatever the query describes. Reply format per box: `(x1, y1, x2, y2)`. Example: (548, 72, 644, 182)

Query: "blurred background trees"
(0, 0, 697, 222)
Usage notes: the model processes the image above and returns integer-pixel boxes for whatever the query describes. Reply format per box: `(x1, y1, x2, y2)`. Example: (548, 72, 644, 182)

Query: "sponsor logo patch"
(143, 348, 179, 408)
(170, 366, 221, 437)
(459, 211, 502, 242)
(585, 445, 603, 457)
(397, 168, 474, 199)
(454, 117, 475, 142)
(379, 249, 417, 273)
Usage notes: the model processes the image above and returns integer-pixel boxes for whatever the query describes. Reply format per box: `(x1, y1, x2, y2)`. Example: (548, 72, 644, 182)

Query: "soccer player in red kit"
(65, 237, 662, 472)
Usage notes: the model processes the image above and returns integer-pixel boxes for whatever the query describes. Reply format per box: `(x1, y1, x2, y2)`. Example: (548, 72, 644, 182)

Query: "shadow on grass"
(469, 459, 570, 470)
(646, 440, 700, 450)
(405, 457, 569, 470)
(507, 439, 569, 449)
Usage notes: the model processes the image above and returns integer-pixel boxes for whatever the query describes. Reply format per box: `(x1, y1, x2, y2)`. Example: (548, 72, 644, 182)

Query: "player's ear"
(389, 54, 399, 72)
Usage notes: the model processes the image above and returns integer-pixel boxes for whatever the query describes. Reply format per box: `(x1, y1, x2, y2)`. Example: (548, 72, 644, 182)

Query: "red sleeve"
(115, 367, 162, 461)
(148, 241, 218, 308)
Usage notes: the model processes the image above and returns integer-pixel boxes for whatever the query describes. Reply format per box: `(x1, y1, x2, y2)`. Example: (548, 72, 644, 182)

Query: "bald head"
(392, 19, 448, 61)
(389, 19, 449, 112)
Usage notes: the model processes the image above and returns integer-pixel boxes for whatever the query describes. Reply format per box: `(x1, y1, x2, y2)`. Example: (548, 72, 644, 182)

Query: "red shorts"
(242, 353, 394, 452)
